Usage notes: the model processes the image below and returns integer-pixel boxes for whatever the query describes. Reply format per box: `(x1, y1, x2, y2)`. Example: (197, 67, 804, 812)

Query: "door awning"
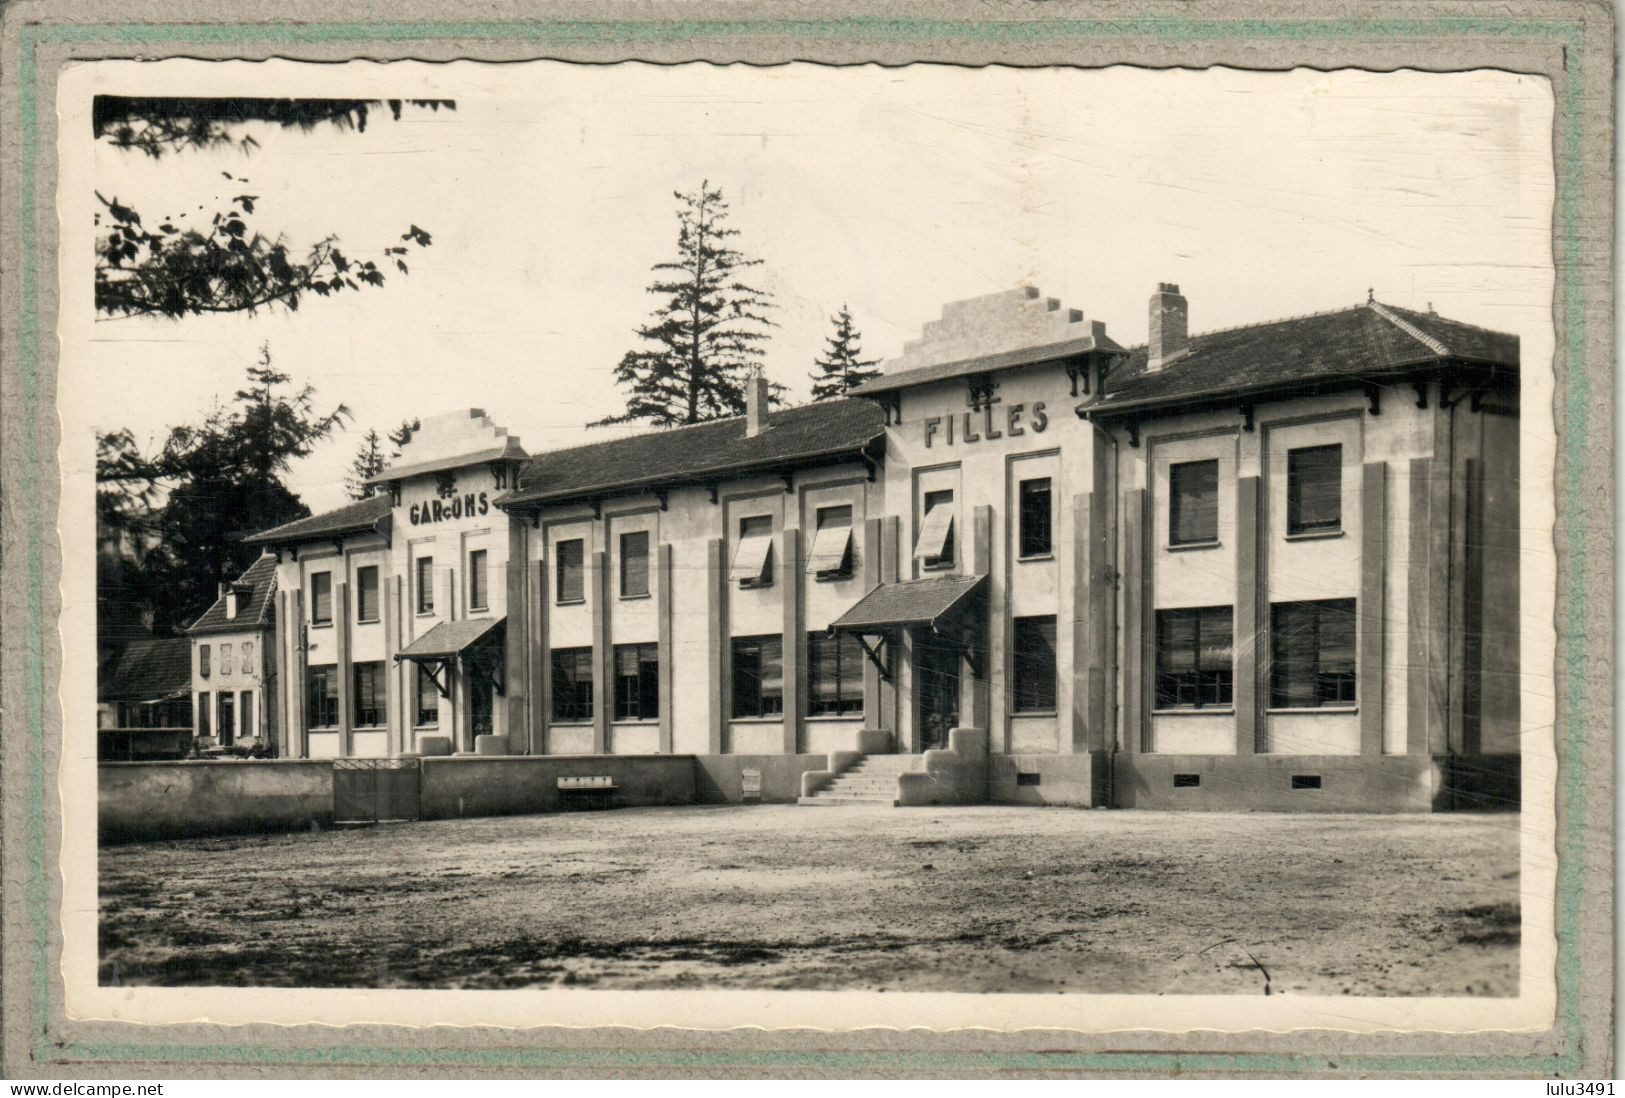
(831, 574, 985, 633)
(397, 616, 505, 661)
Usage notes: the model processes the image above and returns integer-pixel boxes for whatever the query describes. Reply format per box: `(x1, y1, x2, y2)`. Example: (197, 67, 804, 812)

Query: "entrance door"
(916, 630, 961, 751)
(468, 665, 494, 749)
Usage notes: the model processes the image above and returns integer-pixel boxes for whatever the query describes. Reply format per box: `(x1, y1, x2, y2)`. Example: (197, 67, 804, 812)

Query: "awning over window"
(397, 616, 505, 662)
(730, 529, 774, 586)
(805, 517, 853, 576)
(831, 574, 985, 633)
(914, 504, 955, 562)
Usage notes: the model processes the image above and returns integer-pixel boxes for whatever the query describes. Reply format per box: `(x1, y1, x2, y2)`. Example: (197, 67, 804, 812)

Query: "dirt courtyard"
(100, 805, 1520, 995)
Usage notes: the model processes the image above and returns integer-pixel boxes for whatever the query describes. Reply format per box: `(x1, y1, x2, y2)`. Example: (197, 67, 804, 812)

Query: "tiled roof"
(188, 553, 277, 636)
(500, 398, 884, 509)
(99, 637, 192, 703)
(244, 494, 392, 546)
(399, 616, 504, 659)
(832, 574, 986, 631)
(1087, 301, 1519, 415)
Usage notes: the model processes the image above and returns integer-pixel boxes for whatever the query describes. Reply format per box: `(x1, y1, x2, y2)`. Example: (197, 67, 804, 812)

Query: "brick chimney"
(1147, 282, 1189, 372)
(223, 581, 238, 619)
(745, 371, 771, 438)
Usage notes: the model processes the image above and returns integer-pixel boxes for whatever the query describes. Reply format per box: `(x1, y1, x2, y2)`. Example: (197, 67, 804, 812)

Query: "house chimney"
(1147, 282, 1189, 372)
(745, 370, 770, 438)
(226, 589, 239, 620)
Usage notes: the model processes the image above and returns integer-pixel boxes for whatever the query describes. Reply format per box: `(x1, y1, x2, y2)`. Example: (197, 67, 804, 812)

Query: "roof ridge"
(1116, 301, 1375, 352)
(1367, 300, 1449, 356)
(1380, 301, 1506, 338)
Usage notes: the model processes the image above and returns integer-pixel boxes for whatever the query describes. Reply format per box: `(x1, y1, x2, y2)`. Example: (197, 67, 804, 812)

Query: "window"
(1018, 478, 1053, 557)
(197, 691, 211, 738)
(1287, 444, 1343, 535)
(468, 549, 489, 611)
(916, 489, 956, 568)
(310, 571, 333, 625)
(306, 666, 339, 729)
(240, 642, 253, 673)
(807, 631, 864, 717)
(556, 539, 585, 603)
(217, 691, 235, 745)
(353, 661, 386, 727)
(415, 664, 440, 727)
(1155, 605, 1234, 709)
(613, 642, 660, 720)
(550, 647, 594, 722)
(731, 516, 774, 588)
(239, 691, 254, 741)
(354, 565, 379, 622)
(199, 644, 211, 680)
(219, 643, 233, 676)
(1012, 616, 1058, 712)
(620, 532, 650, 598)
(806, 506, 855, 580)
(415, 556, 434, 614)
(1170, 459, 1219, 546)
(1270, 598, 1357, 708)
(731, 635, 784, 718)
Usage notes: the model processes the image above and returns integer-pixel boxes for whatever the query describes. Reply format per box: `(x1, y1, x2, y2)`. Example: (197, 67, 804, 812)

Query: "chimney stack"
(745, 371, 770, 438)
(1147, 282, 1189, 372)
(226, 589, 239, 620)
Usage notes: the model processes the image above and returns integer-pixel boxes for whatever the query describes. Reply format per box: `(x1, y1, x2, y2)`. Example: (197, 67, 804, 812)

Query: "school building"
(241, 283, 1521, 811)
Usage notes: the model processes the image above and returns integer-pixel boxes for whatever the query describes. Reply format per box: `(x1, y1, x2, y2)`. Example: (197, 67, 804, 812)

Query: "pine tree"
(387, 417, 420, 459)
(345, 429, 387, 500)
(596, 182, 779, 427)
(809, 304, 882, 400)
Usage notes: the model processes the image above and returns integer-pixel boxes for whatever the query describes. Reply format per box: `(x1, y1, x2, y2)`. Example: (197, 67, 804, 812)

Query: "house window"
(916, 489, 956, 569)
(620, 531, 650, 598)
(613, 642, 660, 721)
(806, 506, 855, 580)
(415, 664, 440, 727)
(1155, 605, 1234, 709)
(1170, 459, 1219, 546)
(731, 635, 784, 718)
(240, 641, 253, 673)
(1287, 444, 1343, 535)
(1012, 616, 1058, 712)
(239, 691, 254, 742)
(807, 631, 864, 717)
(219, 643, 233, 676)
(199, 644, 211, 680)
(1018, 478, 1053, 558)
(731, 516, 774, 588)
(197, 691, 211, 738)
(353, 661, 386, 727)
(310, 572, 333, 625)
(217, 691, 235, 745)
(468, 549, 489, 611)
(356, 565, 380, 622)
(556, 539, 585, 604)
(1271, 598, 1357, 708)
(306, 666, 339, 729)
(550, 647, 594, 722)
(415, 556, 435, 614)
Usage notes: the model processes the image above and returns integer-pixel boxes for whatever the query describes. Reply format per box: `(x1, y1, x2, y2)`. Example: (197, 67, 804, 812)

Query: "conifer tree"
(345, 429, 387, 500)
(596, 182, 779, 427)
(387, 417, 420, 459)
(809, 304, 882, 400)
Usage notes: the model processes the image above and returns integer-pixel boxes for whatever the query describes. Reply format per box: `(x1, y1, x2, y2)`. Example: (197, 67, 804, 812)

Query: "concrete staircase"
(798, 753, 924, 806)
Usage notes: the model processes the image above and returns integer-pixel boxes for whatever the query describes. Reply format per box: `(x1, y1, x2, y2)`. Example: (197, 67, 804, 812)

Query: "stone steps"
(800, 753, 923, 807)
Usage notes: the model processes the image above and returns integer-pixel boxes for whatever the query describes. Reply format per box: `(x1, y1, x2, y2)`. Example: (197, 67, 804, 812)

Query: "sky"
(66, 61, 1556, 513)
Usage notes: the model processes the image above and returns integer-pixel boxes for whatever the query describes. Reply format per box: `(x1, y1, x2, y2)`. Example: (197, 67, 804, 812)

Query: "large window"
(807, 631, 864, 717)
(1287, 444, 1343, 535)
(731, 515, 774, 588)
(219, 643, 233, 677)
(306, 666, 339, 729)
(556, 539, 585, 604)
(916, 489, 956, 569)
(310, 571, 333, 625)
(1270, 598, 1357, 708)
(239, 691, 254, 742)
(415, 556, 434, 614)
(217, 691, 235, 745)
(613, 642, 660, 721)
(197, 691, 211, 738)
(620, 531, 650, 598)
(356, 565, 380, 623)
(1170, 459, 1219, 546)
(353, 661, 386, 727)
(1155, 605, 1234, 709)
(1012, 616, 1058, 712)
(415, 664, 440, 727)
(1018, 478, 1053, 558)
(550, 647, 594, 722)
(199, 644, 211, 680)
(731, 635, 784, 718)
(468, 549, 489, 611)
(806, 506, 855, 580)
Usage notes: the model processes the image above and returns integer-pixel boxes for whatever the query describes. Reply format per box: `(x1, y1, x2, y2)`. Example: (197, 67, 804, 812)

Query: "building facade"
(244, 283, 1520, 811)
(187, 553, 278, 751)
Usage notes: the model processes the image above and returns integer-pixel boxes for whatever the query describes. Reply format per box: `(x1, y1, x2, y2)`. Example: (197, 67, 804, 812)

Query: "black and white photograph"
(62, 57, 1556, 1033)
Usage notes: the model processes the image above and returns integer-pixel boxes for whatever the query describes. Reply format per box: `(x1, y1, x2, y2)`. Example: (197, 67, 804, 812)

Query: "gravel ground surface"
(100, 804, 1520, 995)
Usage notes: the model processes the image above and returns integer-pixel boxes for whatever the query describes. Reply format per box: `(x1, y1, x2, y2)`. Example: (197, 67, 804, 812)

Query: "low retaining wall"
(1115, 754, 1445, 812)
(989, 752, 1109, 807)
(419, 754, 696, 819)
(898, 727, 988, 807)
(693, 754, 830, 804)
(99, 760, 334, 843)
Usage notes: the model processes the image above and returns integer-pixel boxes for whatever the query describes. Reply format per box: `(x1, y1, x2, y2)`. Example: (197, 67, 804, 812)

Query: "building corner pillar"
(657, 542, 674, 754)
(1235, 476, 1261, 755)
(1359, 461, 1387, 756)
(781, 527, 803, 754)
(591, 548, 609, 754)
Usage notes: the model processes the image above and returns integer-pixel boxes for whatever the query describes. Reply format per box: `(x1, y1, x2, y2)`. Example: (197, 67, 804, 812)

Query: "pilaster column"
(1359, 461, 1387, 756)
